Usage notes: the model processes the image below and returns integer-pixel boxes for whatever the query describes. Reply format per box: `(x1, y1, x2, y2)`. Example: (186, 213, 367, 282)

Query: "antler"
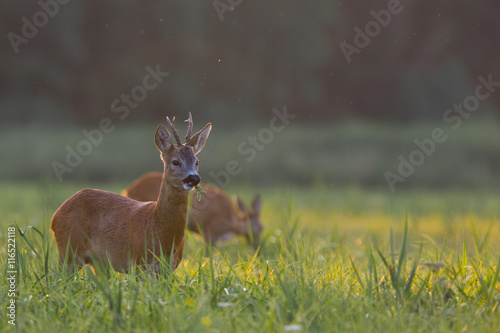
(185, 112, 193, 145)
(166, 116, 183, 146)
(166, 113, 194, 146)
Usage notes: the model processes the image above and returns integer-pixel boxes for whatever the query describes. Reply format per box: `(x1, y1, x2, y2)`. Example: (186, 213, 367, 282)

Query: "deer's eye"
(172, 160, 181, 167)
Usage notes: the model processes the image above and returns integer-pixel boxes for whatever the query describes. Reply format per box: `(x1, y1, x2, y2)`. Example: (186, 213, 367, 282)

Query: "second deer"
(123, 174, 263, 249)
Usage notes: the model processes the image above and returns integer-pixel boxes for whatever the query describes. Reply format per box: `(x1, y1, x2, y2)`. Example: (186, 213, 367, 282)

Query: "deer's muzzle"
(183, 174, 201, 190)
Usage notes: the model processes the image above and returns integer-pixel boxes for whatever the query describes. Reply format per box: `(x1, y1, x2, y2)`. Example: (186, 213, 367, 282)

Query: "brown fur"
(121, 171, 162, 202)
(123, 172, 263, 249)
(50, 120, 211, 272)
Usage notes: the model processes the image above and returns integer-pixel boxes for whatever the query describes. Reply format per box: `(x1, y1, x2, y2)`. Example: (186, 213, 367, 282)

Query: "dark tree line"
(1, 0, 499, 126)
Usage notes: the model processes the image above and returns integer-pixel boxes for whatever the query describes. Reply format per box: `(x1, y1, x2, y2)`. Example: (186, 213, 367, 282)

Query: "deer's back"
(122, 171, 163, 202)
(51, 188, 158, 268)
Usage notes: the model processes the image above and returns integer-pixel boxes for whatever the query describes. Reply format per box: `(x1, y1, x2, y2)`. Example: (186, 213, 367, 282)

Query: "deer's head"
(155, 113, 211, 191)
(237, 195, 263, 249)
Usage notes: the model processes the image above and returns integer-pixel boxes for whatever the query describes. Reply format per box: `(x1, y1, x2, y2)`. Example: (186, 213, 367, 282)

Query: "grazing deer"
(50, 113, 211, 272)
(122, 171, 163, 202)
(123, 175, 263, 249)
(189, 185, 263, 250)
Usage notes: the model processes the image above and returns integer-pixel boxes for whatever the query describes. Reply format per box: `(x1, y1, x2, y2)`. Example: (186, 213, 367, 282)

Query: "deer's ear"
(155, 124, 172, 154)
(252, 194, 262, 213)
(190, 123, 212, 155)
(236, 195, 247, 214)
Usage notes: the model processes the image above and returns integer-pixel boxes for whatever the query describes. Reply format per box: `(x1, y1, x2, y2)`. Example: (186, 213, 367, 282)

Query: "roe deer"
(122, 171, 163, 202)
(123, 174, 263, 249)
(50, 113, 211, 271)
(189, 185, 263, 250)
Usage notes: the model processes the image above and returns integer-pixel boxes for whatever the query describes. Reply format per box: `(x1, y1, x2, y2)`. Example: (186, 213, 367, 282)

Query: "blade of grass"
(349, 256, 365, 290)
(404, 243, 422, 297)
(375, 246, 400, 300)
(16, 223, 43, 259)
(397, 215, 409, 278)
(488, 256, 500, 290)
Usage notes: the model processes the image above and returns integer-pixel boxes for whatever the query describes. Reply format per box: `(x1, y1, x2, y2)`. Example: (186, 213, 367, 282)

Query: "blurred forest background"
(1, 0, 500, 190)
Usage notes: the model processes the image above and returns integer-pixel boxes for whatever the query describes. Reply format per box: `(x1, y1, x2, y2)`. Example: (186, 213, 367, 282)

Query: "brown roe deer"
(50, 113, 211, 271)
(123, 173, 263, 249)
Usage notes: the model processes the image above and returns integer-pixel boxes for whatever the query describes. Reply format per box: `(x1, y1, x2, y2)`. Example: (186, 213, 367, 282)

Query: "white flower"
(284, 324, 303, 332)
(217, 302, 233, 308)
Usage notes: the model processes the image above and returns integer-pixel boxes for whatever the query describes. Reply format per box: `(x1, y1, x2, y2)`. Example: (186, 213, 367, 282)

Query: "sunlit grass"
(1, 182, 500, 332)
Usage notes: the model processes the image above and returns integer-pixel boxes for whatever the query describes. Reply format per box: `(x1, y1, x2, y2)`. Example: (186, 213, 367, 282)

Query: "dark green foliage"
(2, 1, 500, 126)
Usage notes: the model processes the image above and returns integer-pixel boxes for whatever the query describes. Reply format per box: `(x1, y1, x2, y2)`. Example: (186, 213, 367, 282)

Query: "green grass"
(1, 182, 500, 332)
(3, 118, 500, 189)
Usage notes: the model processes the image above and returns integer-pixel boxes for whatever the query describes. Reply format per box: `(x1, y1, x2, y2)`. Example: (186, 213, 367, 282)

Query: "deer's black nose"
(183, 174, 200, 187)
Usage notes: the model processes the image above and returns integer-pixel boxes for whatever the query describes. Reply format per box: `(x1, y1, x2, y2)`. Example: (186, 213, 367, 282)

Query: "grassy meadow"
(1, 120, 500, 332)
(1, 181, 500, 332)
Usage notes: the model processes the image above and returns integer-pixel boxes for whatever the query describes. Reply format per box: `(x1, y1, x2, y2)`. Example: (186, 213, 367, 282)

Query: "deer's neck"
(155, 177, 189, 234)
